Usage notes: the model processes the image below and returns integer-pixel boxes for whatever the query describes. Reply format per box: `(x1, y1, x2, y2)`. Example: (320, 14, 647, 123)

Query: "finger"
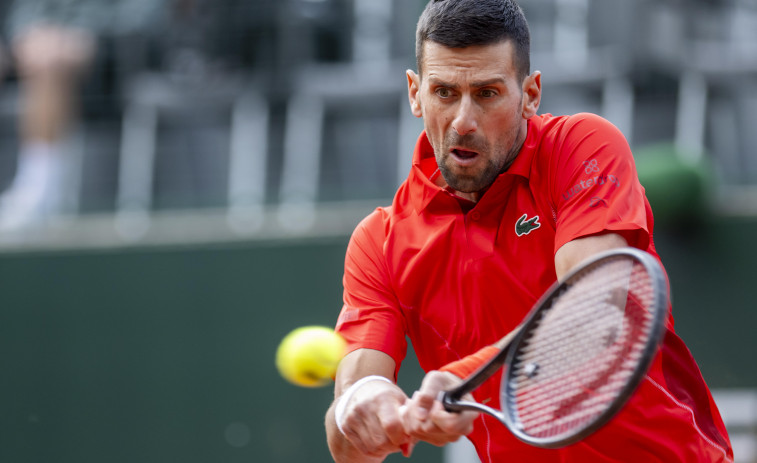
(405, 391, 447, 437)
(414, 371, 461, 417)
(398, 403, 411, 430)
(362, 408, 400, 456)
(341, 403, 393, 457)
(340, 409, 375, 456)
(407, 401, 478, 446)
(397, 403, 422, 455)
(377, 401, 410, 450)
(403, 401, 448, 445)
(351, 396, 409, 457)
(399, 393, 419, 433)
(341, 421, 373, 455)
(411, 389, 437, 421)
(427, 401, 478, 436)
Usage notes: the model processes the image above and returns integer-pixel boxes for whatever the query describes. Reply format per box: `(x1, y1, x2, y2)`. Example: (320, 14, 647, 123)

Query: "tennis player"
(325, 0, 733, 461)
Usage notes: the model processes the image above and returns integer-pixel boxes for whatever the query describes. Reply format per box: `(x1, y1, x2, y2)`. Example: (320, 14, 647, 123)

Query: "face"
(407, 40, 541, 201)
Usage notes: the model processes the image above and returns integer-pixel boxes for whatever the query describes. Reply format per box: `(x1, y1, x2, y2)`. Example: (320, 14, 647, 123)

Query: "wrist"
(439, 345, 500, 379)
(334, 375, 393, 435)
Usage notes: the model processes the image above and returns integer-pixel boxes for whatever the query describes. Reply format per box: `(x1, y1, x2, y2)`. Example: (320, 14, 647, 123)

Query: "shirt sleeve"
(335, 208, 407, 378)
(551, 113, 652, 253)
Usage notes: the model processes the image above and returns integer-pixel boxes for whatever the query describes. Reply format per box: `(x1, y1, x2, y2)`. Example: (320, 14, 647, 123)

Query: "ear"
(406, 69, 423, 118)
(521, 71, 542, 119)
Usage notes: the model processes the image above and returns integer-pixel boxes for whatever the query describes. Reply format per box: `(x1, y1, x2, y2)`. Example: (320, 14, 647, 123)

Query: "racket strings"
(509, 257, 656, 439)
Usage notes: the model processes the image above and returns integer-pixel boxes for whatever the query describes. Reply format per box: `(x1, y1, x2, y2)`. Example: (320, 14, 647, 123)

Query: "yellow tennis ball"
(275, 326, 347, 387)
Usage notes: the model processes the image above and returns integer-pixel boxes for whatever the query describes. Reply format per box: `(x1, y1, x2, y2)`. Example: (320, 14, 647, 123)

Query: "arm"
(554, 232, 628, 280)
(551, 114, 651, 266)
(326, 348, 412, 462)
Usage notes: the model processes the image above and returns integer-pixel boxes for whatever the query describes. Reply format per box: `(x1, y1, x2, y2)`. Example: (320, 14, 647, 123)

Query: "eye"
(435, 87, 452, 98)
(479, 89, 497, 98)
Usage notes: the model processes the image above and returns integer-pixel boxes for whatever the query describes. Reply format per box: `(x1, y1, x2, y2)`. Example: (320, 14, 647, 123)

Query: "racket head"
(501, 247, 668, 448)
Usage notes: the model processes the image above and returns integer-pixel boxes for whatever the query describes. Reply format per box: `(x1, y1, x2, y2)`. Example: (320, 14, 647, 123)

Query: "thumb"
(410, 389, 437, 421)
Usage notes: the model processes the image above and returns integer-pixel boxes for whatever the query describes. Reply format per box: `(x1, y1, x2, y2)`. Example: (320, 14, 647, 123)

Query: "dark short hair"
(415, 0, 531, 80)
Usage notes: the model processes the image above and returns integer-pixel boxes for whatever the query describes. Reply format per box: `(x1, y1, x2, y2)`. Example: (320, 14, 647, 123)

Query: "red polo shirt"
(336, 113, 732, 462)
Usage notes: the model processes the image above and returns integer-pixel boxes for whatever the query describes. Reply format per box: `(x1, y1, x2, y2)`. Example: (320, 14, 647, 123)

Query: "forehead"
(420, 40, 518, 83)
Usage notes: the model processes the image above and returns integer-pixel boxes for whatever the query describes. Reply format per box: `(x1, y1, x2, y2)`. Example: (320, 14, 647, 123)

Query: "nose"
(451, 96, 478, 135)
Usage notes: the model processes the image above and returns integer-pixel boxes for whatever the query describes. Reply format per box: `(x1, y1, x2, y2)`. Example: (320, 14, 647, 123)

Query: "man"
(0, 0, 160, 231)
(0, 20, 95, 231)
(325, 0, 733, 461)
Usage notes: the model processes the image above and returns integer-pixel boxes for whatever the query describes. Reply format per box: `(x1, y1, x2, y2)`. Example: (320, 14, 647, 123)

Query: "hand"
(338, 378, 414, 458)
(401, 370, 479, 446)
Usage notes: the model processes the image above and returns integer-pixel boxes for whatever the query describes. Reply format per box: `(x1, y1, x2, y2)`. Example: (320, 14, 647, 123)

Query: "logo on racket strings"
(515, 214, 541, 237)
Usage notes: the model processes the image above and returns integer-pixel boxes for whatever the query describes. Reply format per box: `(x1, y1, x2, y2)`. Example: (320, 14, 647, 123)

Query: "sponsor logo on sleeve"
(584, 159, 600, 174)
(589, 197, 609, 208)
(562, 159, 621, 202)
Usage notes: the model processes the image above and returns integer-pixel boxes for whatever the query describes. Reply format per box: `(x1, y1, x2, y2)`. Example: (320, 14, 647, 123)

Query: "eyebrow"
(471, 77, 508, 88)
(427, 77, 507, 89)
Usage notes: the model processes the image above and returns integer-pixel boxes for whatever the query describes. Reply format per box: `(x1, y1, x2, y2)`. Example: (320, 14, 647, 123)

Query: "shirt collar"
(408, 132, 443, 213)
(407, 117, 540, 213)
(506, 116, 539, 180)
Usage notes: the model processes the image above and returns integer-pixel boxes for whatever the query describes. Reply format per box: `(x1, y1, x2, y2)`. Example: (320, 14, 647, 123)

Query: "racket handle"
(441, 389, 505, 420)
(440, 390, 464, 412)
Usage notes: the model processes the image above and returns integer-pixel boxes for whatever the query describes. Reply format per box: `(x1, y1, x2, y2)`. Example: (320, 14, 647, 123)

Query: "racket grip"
(439, 390, 463, 413)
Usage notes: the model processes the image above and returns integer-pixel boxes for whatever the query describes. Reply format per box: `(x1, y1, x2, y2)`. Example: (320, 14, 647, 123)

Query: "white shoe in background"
(0, 143, 64, 232)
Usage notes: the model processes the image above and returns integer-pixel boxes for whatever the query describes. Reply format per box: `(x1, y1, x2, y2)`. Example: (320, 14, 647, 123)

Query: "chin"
(447, 178, 480, 194)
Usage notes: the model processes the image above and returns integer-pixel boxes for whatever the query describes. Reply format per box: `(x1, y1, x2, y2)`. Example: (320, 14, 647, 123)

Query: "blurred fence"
(0, 0, 756, 228)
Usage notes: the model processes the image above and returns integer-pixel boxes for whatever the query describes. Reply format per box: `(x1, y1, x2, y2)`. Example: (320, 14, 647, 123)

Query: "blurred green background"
(0, 213, 755, 462)
(0, 235, 444, 462)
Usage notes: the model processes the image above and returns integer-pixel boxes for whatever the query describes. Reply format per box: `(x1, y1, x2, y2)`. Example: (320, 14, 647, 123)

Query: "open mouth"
(452, 148, 480, 163)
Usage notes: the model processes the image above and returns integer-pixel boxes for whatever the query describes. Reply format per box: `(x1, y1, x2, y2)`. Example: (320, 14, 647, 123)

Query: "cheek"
(421, 96, 451, 123)
(423, 109, 450, 134)
(489, 105, 520, 133)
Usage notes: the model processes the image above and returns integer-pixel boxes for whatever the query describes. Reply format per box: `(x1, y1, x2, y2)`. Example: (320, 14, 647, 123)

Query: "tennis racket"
(441, 247, 668, 448)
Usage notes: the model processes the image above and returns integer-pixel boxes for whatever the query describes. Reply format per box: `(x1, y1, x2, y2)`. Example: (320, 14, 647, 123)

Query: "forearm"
(555, 233, 627, 280)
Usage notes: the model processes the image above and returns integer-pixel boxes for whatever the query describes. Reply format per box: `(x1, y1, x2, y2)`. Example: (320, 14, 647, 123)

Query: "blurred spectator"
(0, 1, 99, 231)
(0, 0, 161, 231)
(0, 23, 94, 231)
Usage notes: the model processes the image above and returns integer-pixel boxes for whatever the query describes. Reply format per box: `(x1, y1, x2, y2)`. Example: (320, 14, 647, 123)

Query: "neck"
(451, 187, 484, 203)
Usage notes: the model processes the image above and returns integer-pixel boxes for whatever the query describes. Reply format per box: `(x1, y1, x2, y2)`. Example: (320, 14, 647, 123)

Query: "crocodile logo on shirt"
(515, 213, 541, 237)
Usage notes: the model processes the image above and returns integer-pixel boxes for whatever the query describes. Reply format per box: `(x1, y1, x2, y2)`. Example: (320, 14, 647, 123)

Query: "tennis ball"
(275, 326, 347, 387)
